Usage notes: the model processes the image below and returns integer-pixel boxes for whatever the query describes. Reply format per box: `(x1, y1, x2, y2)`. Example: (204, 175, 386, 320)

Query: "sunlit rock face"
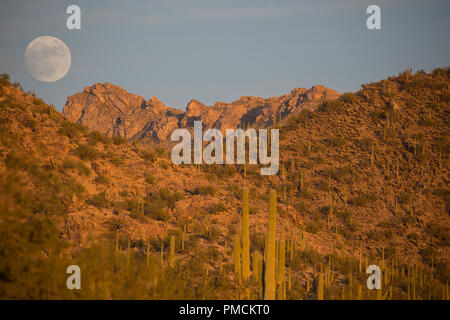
(63, 82, 339, 142)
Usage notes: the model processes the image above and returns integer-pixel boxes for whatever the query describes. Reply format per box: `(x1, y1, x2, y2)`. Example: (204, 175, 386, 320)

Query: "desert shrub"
(154, 146, 166, 157)
(62, 158, 91, 176)
(340, 92, 356, 104)
(434, 261, 450, 284)
(293, 201, 310, 213)
(159, 160, 170, 169)
(58, 120, 86, 139)
(24, 119, 38, 130)
(105, 217, 126, 231)
(74, 144, 99, 161)
(33, 98, 45, 106)
(369, 109, 387, 123)
(0, 73, 10, 86)
(113, 135, 127, 145)
(421, 117, 440, 128)
(88, 131, 110, 144)
(193, 185, 217, 196)
(313, 155, 325, 164)
(432, 188, 449, 201)
(5, 152, 30, 170)
(108, 156, 124, 166)
(327, 253, 356, 276)
(158, 187, 183, 207)
(326, 136, 347, 147)
(305, 217, 322, 234)
(95, 174, 110, 185)
(122, 198, 140, 216)
(428, 224, 450, 246)
(356, 138, 374, 152)
(87, 191, 109, 208)
(143, 188, 182, 221)
(144, 174, 156, 184)
(368, 229, 393, 241)
(407, 232, 420, 244)
(316, 180, 329, 191)
(350, 192, 377, 207)
(286, 109, 314, 129)
(140, 150, 156, 162)
(321, 166, 352, 183)
(145, 202, 170, 221)
(398, 191, 412, 205)
(207, 202, 226, 214)
(318, 100, 342, 113)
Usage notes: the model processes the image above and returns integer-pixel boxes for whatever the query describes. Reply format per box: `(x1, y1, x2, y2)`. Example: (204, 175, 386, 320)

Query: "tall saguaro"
(241, 187, 251, 281)
(264, 189, 277, 300)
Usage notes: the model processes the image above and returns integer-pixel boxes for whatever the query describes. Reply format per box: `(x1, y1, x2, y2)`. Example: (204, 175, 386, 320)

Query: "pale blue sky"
(1, 0, 449, 110)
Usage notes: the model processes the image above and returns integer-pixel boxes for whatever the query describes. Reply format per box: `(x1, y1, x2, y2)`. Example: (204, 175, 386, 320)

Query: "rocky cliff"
(63, 83, 340, 142)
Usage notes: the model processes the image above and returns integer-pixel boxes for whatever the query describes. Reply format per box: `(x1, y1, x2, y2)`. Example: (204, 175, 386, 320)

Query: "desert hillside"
(0, 68, 448, 299)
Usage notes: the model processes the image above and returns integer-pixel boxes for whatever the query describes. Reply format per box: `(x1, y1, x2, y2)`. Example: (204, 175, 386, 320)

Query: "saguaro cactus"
(169, 235, 175, 268)
(242, 187, 251, 281)
(146, 239, 150, 268)
(233, 234, 242, 283)
(277, 231, 286, 300)
(115, 233, 119, 269)
(264, 190, 277, 300)
(181, 224, 186, 251)
(317, 273, 324, 300)
(357, 284, 362, 300)
(253, 250, 263, 298)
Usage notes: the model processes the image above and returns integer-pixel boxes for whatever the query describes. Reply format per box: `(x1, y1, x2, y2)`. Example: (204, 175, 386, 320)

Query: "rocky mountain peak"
(63, 83, 340, 142)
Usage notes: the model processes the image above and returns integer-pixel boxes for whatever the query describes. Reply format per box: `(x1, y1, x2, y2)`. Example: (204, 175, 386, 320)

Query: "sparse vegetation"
(0, 69, 449, 299)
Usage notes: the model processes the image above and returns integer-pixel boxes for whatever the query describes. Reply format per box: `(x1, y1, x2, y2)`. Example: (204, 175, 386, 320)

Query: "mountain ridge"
(63, 83, 340, 142)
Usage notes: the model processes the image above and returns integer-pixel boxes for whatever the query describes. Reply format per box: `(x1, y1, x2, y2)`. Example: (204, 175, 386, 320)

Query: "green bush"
(122, 198, 140, 216)
(145, 202, 170, 221)
(62, 158, 91, 176)
(0, 73, 10, 86)
(58, 120, 86, 139)
(140, 150, 156, 162)
(158, 187, 183, 208)
(340, 92, 356, 104)
(155, 146, 166, 157)
(318, 100, 343, 113)
(87, 191, 109, 208)
(193, 185, 217, 196)
(88, 131, 110, 144)
(74, 144, 99, 161)
(286, 109, 314, 130)
(207, 202, 226, 214)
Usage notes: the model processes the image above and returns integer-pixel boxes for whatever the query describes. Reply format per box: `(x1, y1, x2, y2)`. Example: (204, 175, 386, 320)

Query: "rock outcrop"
(63, 83, 340, 142)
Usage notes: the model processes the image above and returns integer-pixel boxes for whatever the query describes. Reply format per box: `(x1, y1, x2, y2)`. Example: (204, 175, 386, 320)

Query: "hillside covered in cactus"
(0, 68, 448, 299)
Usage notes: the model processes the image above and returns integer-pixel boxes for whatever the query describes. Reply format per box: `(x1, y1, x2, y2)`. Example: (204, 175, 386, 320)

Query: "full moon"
(24, 36, 71, 82)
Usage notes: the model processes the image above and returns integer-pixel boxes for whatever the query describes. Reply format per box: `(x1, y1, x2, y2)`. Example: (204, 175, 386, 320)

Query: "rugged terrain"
(62, 82, 339, 142)
(0, 69, 448, 299)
